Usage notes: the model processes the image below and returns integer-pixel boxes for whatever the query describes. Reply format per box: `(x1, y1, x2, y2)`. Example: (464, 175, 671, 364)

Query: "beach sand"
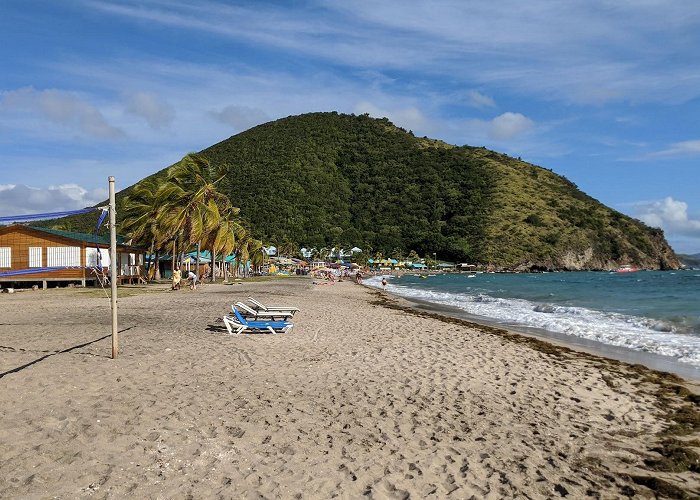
(1, 278, 699, 498)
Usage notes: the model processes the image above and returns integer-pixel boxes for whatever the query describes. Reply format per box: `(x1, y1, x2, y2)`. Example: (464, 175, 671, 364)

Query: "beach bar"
(0, 224, 145, 289)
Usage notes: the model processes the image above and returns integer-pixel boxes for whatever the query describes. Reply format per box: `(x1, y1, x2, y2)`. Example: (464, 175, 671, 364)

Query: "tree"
(407, 249, 420, 263)
(248, 239, 264, 274)
(156, 153, 237, 279)
(202, 204, 242, 282)
(122, 178, 168, 280)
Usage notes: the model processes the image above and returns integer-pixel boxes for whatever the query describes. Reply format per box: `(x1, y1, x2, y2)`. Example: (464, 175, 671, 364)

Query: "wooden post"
(109, 176, 118, 359)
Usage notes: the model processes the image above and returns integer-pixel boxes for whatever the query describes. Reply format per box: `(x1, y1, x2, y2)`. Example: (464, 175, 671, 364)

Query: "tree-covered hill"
(36, 112, 679, 270)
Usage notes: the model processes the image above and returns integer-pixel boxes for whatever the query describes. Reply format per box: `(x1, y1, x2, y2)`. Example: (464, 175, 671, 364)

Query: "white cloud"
(466, 90, 495, 109)
(488, 112, 535, 140)
(353, 101, 432, 134)
(636, 197, 700, 238)
(124, 91, 175, 129)
(210, 105, 270, 132)
(465, 112, 536, 142)
(0, 87, 124, 139)
(0, 184, 108, 218)
(650, 139, 700, 158)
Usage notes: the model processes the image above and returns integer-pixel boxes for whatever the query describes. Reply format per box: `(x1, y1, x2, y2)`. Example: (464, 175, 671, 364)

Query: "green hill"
(37, 112, 680, 270)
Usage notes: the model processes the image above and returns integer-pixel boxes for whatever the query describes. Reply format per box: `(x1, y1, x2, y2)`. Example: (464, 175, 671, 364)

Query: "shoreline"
(1, 278, 699, 498)
(364, 273, 700, 384)
(378, 286, 700, 384)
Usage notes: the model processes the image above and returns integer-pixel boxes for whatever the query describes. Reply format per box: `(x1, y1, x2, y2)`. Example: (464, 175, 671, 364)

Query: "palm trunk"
(196, 241, 201, 280)
(154, 250, 161, 280)
(211, 248, 216, 283)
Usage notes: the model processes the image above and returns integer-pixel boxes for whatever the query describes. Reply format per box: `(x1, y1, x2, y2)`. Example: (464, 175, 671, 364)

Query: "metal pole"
(109, 176, 118, 359)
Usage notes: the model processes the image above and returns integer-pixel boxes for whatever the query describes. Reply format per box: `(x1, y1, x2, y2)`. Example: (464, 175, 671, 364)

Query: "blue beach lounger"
(222, 306, 293, 335)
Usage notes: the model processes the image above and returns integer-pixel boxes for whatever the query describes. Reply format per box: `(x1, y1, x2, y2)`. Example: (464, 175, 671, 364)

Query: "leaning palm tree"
(156, 153, 234, 278)
(234, 227, 268, 277)
(202, 205, 242, 282)
(248, 238, 264, 273)
(122, 178, 168, 280)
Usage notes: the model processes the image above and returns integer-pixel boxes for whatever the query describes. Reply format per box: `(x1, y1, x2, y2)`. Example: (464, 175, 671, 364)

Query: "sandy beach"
(1, 277, 699, 498)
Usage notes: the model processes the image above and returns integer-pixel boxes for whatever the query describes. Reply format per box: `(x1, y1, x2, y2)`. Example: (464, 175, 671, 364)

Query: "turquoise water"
(367, 271, 700, 370)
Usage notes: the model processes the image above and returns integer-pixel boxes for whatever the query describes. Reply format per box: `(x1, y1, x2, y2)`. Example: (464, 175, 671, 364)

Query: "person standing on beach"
(355, 271, 363, 284)
(187, 270, 198, 290)
(381, 277, 387, 290)
(172, 268, 181, 290)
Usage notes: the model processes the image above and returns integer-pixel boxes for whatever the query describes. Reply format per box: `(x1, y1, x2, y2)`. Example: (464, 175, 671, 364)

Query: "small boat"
(616, 265, 640, 273)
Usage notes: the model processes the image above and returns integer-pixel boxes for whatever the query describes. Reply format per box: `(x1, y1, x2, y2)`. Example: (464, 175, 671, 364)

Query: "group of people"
(168, 266, 382, 292)
(171, 268, 198, 290)
(353, 270, 386, 290)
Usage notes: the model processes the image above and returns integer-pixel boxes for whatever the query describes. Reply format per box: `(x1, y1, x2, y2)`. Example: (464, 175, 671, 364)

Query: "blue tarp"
(0, 266, 81, 277)
(0, 207, 97, 224)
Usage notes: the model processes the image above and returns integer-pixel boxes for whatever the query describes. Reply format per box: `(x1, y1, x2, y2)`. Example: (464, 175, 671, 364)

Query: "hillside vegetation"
(38, 112, 679, 270)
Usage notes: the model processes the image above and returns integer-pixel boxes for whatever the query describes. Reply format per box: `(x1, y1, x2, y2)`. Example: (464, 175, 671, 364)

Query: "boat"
(616, 265, 640, 273)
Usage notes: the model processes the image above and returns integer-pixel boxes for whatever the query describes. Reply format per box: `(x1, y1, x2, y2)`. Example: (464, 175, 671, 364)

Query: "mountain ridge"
(34, 111, 680, 271)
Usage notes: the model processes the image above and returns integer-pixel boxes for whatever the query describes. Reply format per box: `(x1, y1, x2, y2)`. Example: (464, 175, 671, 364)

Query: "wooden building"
(0, 224, 145, 288)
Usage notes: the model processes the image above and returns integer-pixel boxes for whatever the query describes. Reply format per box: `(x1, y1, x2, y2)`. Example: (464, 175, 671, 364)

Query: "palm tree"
(122, 178, 168, 280)
(156, 153, 236, 279)
(407, 249, 420, 263)
(202, 205, 242, 282)
(319, 247, 329, 262)
(280, 240, 296, 258)
(248, 239, 264, 274)
(233, 227, 253, 277)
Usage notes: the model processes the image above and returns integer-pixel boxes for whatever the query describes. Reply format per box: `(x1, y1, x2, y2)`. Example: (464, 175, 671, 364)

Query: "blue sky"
(1, 1, 699, 253)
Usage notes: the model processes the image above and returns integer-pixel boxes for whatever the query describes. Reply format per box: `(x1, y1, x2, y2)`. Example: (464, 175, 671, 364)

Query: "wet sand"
(1, 278, 699, 498)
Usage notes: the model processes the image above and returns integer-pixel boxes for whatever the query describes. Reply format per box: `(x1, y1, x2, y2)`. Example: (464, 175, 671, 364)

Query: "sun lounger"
(222, 306, 293, 335)
(234, 302, 294, 321)
(248, 297, 300, 316)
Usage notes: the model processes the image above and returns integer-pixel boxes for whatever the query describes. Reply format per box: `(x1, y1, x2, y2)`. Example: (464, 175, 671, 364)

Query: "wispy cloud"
(210, 105, 270, 132)
(0, 87, 125, 139)
(123, 91, 175, 129)
(465, 90, 495, 109)
(81, 0, 700, 105)
(649, 139, 700, 158)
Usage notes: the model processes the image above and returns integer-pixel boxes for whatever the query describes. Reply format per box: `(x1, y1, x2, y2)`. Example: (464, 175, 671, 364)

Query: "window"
(29, 247, 42, 268)
(0, 247, 10, 268)
(86, 248, 110, 267)
(47, 246, 80, 267)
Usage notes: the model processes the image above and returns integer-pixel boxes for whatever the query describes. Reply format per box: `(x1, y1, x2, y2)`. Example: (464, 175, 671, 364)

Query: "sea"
(365, 270, 700, 380)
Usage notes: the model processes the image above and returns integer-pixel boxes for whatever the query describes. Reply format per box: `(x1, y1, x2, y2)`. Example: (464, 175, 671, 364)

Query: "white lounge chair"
(222, 306, 293, 335)
(248, 297, 300, 316)
(234, 302, 295, 321)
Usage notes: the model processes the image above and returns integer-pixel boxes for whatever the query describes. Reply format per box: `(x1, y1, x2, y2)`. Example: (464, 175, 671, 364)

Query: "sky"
(1, 1, 699, 254)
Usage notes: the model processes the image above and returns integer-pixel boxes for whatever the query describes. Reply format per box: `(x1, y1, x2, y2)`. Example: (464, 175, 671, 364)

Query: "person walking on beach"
(187, 270, 198, 290)
(355, 271, 363, 284)
(381, 277, 387, 290)
(172, 267, 181, 290)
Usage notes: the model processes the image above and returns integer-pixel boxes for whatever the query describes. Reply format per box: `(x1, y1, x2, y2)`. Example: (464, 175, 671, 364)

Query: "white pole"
(109, 176, 118, 359)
